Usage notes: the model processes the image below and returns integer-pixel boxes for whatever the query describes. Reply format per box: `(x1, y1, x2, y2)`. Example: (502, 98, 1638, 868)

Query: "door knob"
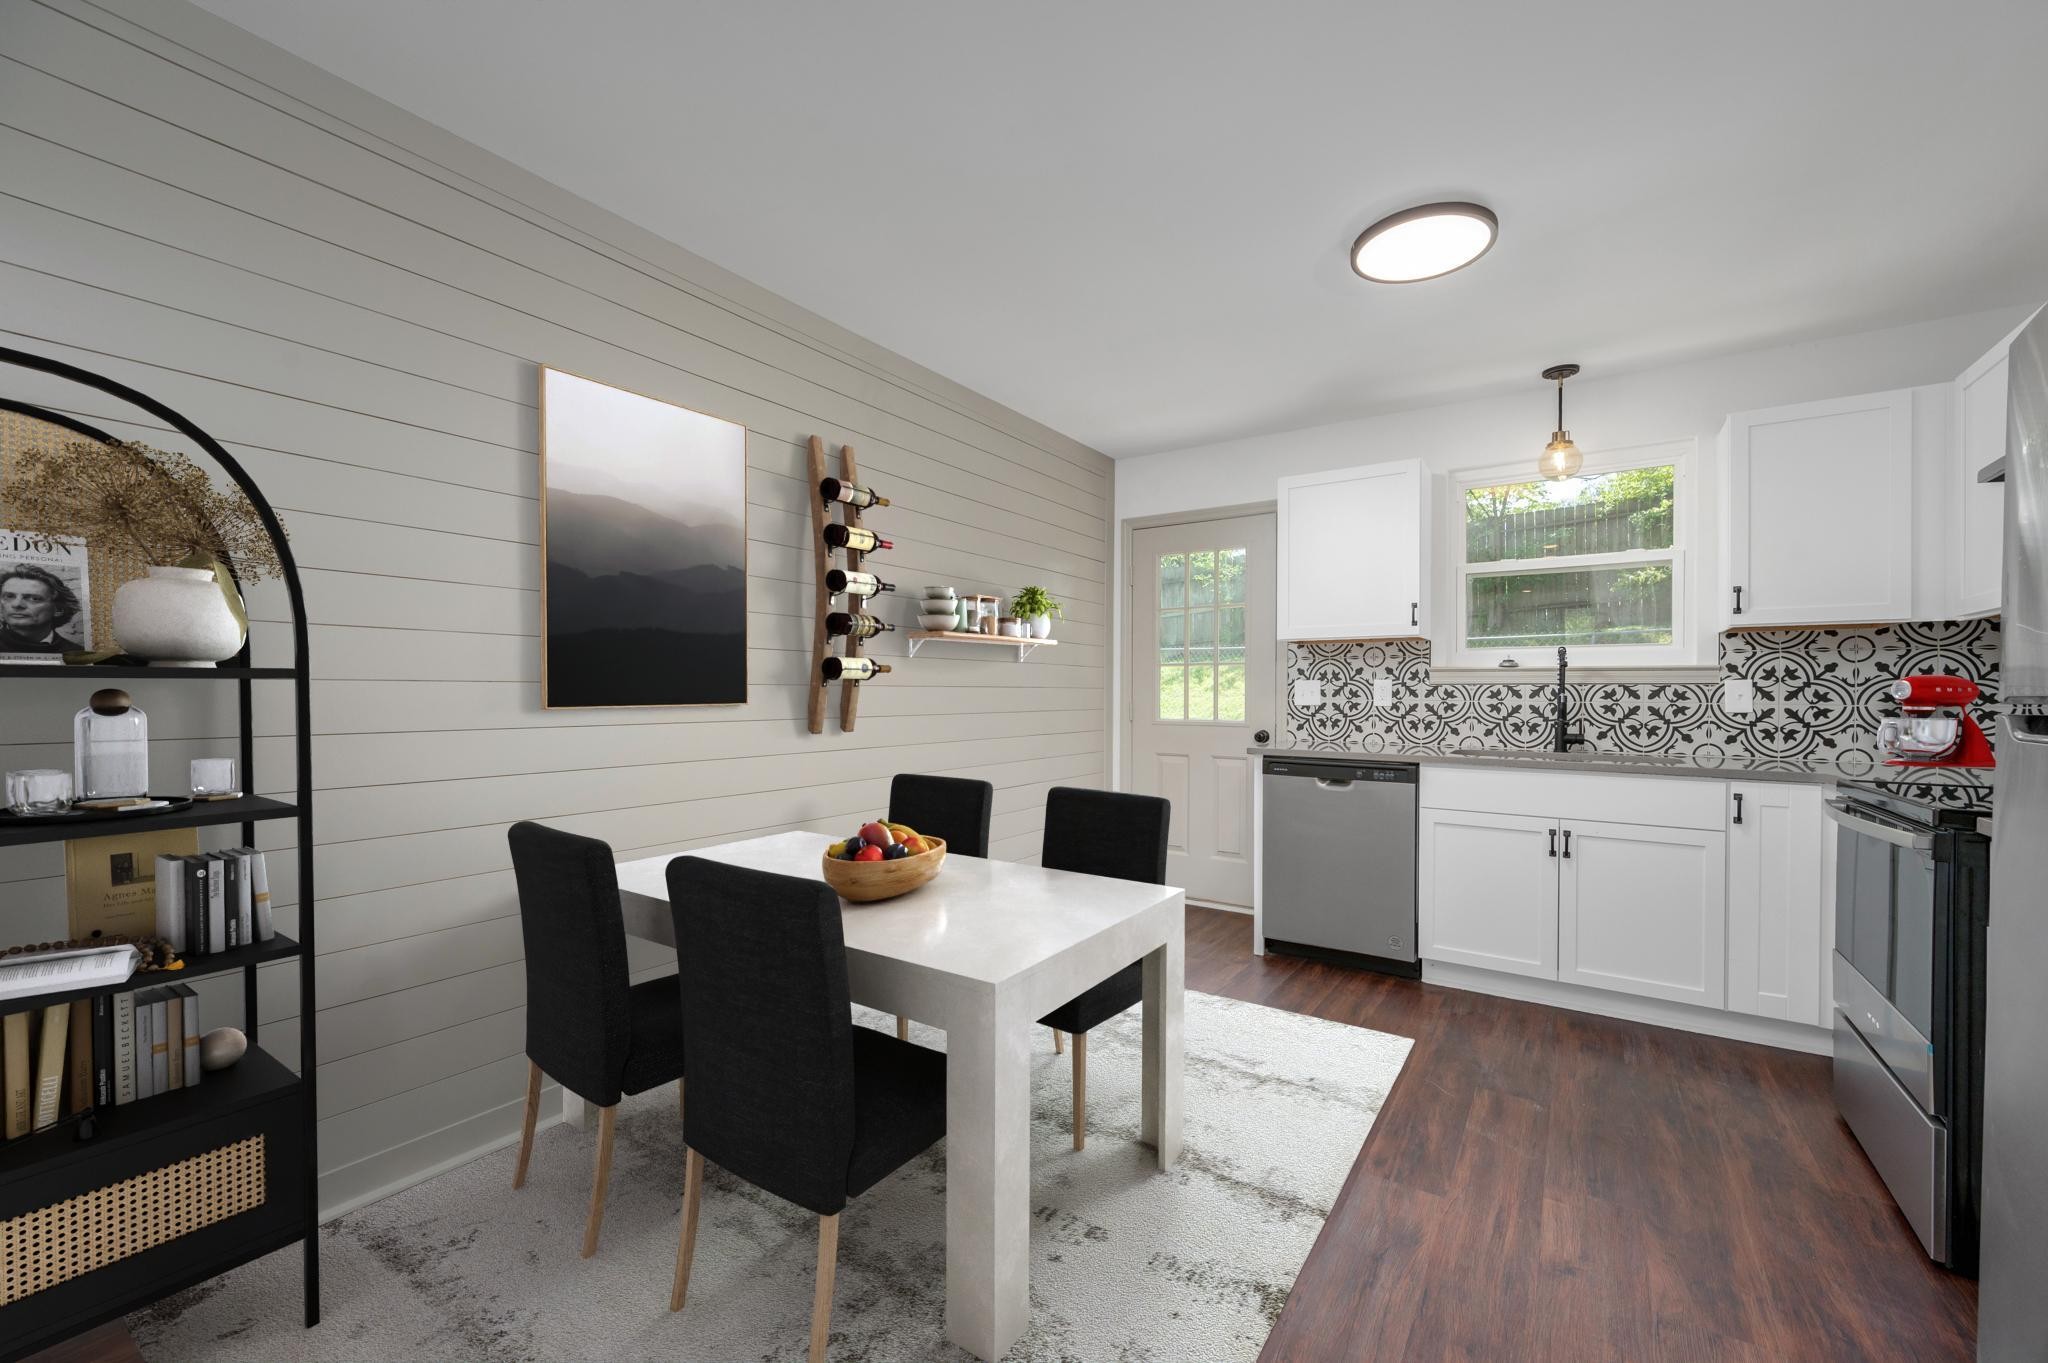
(1253, 729, 1271, 745)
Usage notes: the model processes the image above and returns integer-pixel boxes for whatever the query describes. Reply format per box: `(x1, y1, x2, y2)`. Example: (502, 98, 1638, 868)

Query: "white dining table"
(568, 830, 1185, 1362)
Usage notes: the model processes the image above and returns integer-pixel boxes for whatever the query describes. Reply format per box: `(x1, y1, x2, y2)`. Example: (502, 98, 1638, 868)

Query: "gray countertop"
(1250, 744, 1997, 801)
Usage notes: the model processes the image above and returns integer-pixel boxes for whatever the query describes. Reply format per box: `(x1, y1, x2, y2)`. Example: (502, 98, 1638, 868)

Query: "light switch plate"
(1292, 677, 1322, 707)
(1723, 678, 1755, 714)
(1372, 677, 1395, 706)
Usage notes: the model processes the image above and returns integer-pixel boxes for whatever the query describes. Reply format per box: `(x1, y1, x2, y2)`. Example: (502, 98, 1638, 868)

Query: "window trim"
(1446, 440, 1696, 672)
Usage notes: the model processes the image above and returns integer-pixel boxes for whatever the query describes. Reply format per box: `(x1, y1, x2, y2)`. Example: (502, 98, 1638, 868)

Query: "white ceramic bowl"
(922, 586, 956, 600)
(919, 612, 960, 630)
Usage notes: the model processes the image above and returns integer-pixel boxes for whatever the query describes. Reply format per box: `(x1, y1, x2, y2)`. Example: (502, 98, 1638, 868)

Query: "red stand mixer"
(1878, 675, 1997, 769)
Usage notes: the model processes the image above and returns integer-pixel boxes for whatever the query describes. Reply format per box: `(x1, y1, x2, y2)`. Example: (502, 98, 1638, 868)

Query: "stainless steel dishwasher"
(1261, 755, 1419, 976)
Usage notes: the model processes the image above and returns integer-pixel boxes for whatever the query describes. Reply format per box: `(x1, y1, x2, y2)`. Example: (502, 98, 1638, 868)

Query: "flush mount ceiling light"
(1538, 363, 1583, 480)
(1350, 202, 1498, 282)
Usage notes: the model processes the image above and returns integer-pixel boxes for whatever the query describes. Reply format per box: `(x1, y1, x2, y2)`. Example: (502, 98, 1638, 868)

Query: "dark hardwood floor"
(1182, 906, 1978, 1363)
(43, 904, 1974, 1363)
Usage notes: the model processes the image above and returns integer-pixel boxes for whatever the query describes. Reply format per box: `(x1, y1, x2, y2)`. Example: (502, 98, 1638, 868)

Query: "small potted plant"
(1010, 585, 1062, 640)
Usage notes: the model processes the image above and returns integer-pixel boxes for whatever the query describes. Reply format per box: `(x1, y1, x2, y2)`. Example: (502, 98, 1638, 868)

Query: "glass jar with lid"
(74, 688, 149, 800)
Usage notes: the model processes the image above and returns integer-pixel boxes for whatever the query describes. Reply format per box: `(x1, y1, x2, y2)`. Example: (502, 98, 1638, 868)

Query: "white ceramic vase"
(113, 566, 244, 667)
(1030, 615, 1053, 639)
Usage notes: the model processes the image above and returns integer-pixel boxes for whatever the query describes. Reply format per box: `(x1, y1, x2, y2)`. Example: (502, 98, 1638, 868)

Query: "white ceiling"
(193, 0, 2048, 458)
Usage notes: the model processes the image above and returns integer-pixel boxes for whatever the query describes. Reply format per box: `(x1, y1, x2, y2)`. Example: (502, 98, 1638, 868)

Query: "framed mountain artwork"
(538, 367, 748, 707)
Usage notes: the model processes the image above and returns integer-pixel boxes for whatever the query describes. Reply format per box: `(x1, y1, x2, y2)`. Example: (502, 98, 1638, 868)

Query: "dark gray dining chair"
(665, 855, 946, 1362)
(507, 821, 685, 1257)
(885, 772, 995, 1037)
(1035, 787, 1171, 1149)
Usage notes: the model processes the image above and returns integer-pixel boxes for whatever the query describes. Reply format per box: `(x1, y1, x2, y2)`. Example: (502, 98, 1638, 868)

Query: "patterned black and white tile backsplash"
(1285, 620, 2001, 785)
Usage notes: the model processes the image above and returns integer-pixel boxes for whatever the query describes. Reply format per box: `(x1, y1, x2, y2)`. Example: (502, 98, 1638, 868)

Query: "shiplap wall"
(0, 0, 1113, 1213)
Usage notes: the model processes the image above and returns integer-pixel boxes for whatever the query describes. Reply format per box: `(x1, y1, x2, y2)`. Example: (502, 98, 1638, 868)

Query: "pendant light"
(1538, 364, 1583, 480)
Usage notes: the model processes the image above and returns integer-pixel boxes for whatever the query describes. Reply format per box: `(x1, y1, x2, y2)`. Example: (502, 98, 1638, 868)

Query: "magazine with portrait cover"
(0, 530, 91, 662)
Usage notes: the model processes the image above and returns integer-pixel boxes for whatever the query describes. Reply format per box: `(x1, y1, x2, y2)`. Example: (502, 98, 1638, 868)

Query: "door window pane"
(1187, 665, 1216, 722)
(1217, 664, 1246, 721)
(1188, 609, 1216, 667)
(1158, 612, 1186, 665)
(1218, 606, 1246, 664)
(1188, 551, 1217, 607)
(1157, 666, 1186, 720)
(1159, 553, 1186, 608)
(1465, 563, 1675, 649)
(1219, 547, 1246, 603)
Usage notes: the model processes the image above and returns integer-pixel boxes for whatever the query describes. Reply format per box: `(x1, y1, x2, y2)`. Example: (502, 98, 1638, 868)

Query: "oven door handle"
(1823, 798, 1934, 852)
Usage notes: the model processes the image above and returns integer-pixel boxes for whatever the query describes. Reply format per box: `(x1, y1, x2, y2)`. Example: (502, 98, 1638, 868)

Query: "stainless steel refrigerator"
(1979, 308, 2048, 1362)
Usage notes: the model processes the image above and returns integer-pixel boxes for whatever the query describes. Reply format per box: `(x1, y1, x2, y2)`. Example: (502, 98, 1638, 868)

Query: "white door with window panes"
(1453, 442, 1692, 670)
(1132, 514, 1276, 907)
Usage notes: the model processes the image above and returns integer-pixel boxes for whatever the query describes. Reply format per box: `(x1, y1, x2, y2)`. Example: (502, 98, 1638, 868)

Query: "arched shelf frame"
(0, 344, 319, 1332)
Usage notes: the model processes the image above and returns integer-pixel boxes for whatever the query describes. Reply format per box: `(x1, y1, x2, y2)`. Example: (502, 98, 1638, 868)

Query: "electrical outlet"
(1291, 677, 1323, 707)
(1723, 678, 1755, 714)
(1372, 677, 1395, 706)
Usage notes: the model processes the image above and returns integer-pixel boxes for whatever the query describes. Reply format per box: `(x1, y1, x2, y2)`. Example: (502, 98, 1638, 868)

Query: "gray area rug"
(131, 991, 1411, 1362)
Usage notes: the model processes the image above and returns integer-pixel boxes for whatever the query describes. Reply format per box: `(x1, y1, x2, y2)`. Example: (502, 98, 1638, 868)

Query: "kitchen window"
(1454, 445, 1691, 669)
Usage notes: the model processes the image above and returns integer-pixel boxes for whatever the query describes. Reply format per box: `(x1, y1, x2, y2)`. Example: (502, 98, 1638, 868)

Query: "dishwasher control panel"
(1263, 758, 1416, 784)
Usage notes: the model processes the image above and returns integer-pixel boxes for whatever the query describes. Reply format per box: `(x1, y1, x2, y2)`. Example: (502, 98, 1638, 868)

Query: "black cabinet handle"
(1562, 829, 1573, 859)
(1410, 601, 1419, 627)
(1733, 792, 1745, 825)
(1732, 586, 1744, 616)
(1549, 828, 1558, 858)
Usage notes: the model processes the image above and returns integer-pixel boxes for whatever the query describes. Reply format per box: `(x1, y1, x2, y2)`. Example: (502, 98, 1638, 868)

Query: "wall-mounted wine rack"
(808, 436, 890, 734)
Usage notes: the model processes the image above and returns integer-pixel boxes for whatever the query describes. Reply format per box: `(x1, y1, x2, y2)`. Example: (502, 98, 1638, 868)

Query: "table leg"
(1140, 915, 1184, 1167)
(944, 995, 1032, 1361)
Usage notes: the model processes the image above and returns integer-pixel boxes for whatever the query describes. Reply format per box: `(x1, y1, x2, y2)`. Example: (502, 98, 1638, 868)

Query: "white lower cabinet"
(1558, 819, 1727, 1007)
(1724, 782, 1825, 1025)
(1417, 809, 1558, 979)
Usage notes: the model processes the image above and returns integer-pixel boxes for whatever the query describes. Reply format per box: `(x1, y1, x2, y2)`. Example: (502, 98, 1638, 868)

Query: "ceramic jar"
(112, 566, 244, 666)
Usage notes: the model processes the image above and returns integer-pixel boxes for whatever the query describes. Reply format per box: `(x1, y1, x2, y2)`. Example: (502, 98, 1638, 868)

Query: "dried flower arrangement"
(5, 438, 285, 582)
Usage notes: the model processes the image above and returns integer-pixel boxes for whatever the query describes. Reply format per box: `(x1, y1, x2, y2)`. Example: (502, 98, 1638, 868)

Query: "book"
(0, 529, 91, 662)
(177, 985, 201, 1088)
(0, 943, 138, 1001)
(32, 1001, 69, 1130)
(66, 998, 92, 1116)
(230, 849, 254, 945)
(204, 852, 228, 955)
(148, 990, 170, 1097)
(249, 848, 274, 942)
(219, 853, 243, 950)
(183, 856, 210, 955)
(155, 851, 186, 952)
(92, 995, 113, 1108)
(2, 1010, 29, 1138)
(113, 991, 136, 1104)
(165, 991, 185, 1090)
(133, 990, 155, 1100)
(63, 828, 201, 941)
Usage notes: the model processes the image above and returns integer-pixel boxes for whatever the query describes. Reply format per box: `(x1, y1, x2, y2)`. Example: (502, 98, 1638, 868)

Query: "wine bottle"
(826, 611, 895, 640)
(823, 523, 893, 553)
(826, 568, 894, 599)
(821, 656, 891, 682)
(820, 477, 890, 509)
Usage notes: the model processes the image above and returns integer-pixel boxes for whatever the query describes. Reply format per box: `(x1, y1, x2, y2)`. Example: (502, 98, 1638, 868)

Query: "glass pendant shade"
(1541, 433, 1583, 480)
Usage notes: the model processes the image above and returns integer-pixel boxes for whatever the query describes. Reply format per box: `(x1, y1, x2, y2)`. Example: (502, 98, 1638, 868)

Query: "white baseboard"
(1422, 961, 1833, 1056)
(1187, 898, 1251, 915)
(319, 1082, 564, 1222)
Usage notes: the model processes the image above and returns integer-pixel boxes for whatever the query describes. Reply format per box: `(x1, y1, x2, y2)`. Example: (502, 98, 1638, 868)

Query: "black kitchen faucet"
(1553, 646, 1586, 752)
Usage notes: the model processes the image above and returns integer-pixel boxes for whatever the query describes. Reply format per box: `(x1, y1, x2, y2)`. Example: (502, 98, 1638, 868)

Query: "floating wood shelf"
(906, 630, 1056, 661)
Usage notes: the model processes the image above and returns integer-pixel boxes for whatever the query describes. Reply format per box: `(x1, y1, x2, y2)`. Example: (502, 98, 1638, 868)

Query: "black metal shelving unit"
(0, 347, 317, 1360)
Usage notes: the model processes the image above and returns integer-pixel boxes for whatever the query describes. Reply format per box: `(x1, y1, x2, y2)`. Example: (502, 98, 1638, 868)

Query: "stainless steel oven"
(1826, 783, 1991, 1272)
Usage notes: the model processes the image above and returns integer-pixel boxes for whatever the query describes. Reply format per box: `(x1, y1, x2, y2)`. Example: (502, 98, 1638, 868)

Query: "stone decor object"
(199, 1025, 248, 1072)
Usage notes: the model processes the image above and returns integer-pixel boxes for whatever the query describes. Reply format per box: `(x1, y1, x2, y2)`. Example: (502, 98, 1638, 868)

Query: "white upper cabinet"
(1720, 390, 1916, 628)
(1277, 459, 1432, 640)
(1949, 311, 2040, 619)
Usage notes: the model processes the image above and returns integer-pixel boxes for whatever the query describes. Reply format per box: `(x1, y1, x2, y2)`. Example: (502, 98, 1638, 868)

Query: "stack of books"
(154, 848, 274, 956)
(0, 983, 202, 1140)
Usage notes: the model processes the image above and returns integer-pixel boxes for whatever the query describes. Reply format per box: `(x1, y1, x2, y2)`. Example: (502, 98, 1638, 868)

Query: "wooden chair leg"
(810, 1213, 840, 1363)
(1072, 1031, 1087, 1151)
(581, 1104, 617, 1258)
(669, 1147, 704, 1311)
(512, 1060, 541, 1190)
(895, 1015, 909, 1041)
(1053, 1027, 1065, 1055)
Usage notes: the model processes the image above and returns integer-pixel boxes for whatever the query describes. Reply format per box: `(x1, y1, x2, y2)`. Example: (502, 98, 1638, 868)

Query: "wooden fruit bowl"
(821, 837, 947, 903)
